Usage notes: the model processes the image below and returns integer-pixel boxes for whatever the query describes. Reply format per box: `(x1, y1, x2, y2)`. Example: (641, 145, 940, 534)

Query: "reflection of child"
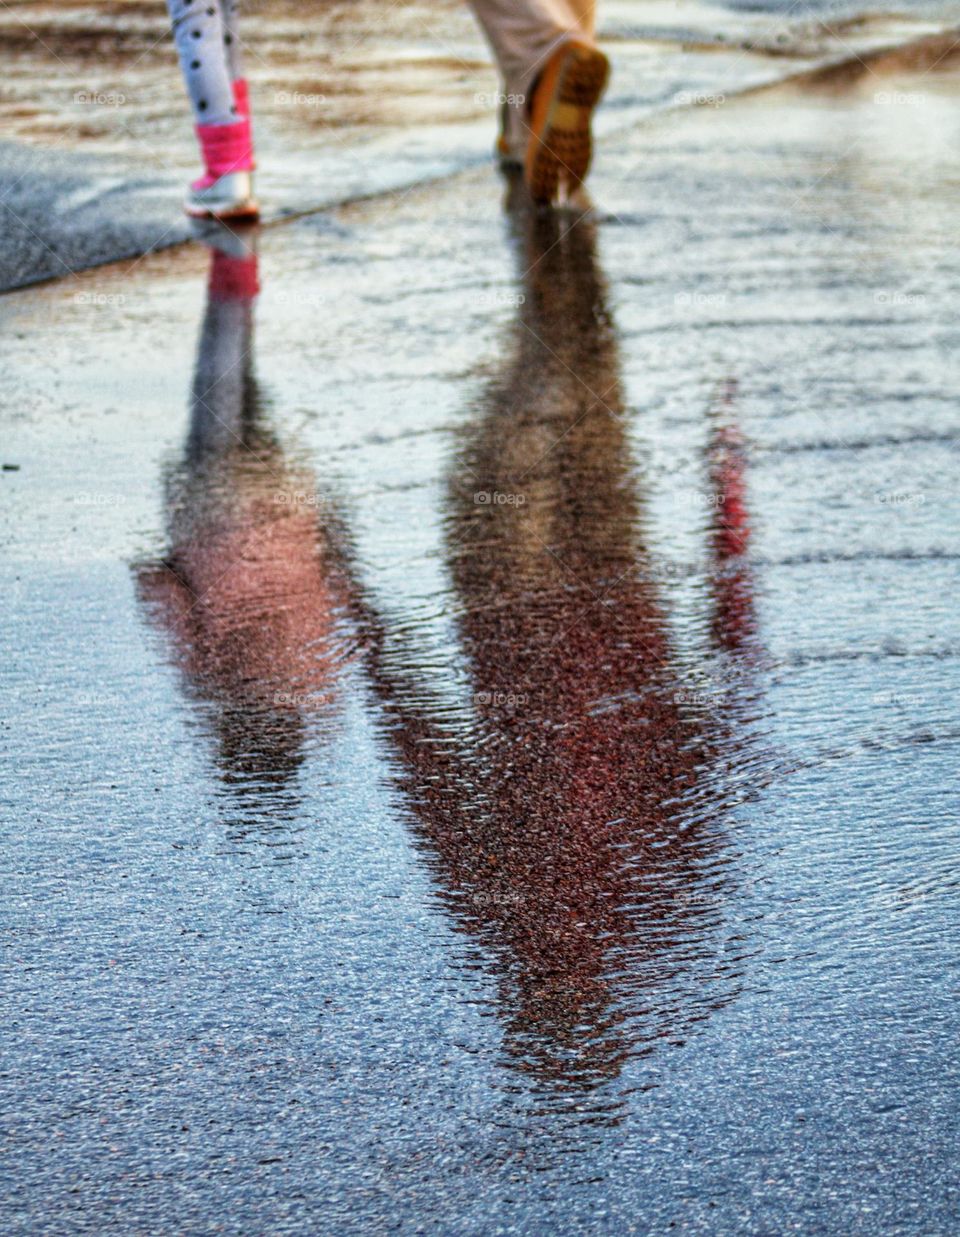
(136, 234, 350, 821)
(138, 230, 352, 746)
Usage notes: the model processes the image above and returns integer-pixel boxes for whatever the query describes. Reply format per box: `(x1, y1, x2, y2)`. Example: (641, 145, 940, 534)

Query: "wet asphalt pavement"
(3, 5, 960, 1235)
(0, 0, 954, 287)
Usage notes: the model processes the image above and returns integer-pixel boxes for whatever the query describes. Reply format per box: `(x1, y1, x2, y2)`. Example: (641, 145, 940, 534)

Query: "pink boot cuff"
(232, 78, 251, 119)
(195, 119, 255, 180)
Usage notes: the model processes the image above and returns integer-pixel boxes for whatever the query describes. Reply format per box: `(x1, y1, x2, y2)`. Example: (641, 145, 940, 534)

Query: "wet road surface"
(3, 15, 960, 1237)
(0, 0, 955, 287)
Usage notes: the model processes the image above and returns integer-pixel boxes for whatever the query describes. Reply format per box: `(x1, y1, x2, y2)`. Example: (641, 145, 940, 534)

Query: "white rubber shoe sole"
(184, 171, 260, 222)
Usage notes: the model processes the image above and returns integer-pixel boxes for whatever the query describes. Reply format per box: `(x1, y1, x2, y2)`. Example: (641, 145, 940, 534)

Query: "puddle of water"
(2, 58, 960, 1236)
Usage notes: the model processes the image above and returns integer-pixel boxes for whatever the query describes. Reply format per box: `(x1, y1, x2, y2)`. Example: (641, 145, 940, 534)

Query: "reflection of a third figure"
(138, 209, 762, 1114)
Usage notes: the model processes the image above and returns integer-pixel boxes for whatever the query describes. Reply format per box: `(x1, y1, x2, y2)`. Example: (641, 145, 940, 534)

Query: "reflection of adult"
(363, 204, 760, 1105)
(164, 0, 609, 218)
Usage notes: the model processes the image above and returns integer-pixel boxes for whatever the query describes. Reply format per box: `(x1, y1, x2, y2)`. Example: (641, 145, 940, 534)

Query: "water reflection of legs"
(364, 196, 762, 1120)
(136, 227, 355, 848)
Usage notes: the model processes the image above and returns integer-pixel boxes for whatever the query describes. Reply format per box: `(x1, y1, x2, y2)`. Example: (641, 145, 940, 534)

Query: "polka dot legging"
(167, 0, 244, 126)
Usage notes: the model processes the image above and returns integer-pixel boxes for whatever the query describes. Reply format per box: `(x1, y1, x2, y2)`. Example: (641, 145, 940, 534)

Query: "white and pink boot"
(185, 80, 258, 221)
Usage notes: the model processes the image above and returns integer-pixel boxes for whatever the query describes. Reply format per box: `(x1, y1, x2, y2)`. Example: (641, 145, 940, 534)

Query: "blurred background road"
(0, 0, 957, 284)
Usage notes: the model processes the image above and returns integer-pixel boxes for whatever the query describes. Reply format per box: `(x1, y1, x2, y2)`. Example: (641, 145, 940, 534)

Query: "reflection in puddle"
(709, 379, 756, 652)
(364, 189, 765, 1114)
(136, 228, 358, 845)
(135, 202, 766, 1125)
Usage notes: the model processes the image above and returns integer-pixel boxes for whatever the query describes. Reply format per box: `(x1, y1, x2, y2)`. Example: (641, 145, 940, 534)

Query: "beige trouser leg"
(467, 0, 597, 94)
(566, 0, 596, 37)
(467, 0, 598, 155)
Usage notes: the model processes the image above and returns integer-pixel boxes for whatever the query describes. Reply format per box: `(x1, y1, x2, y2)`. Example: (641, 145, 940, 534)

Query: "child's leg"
(166, 0, 237, 126)
(221, 0, 244, 83)
(220, 1, 252, 120)
(166, 0, 257, 217)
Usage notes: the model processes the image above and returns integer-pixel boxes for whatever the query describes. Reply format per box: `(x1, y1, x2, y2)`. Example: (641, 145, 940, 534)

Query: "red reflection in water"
(363, 202, 764, 1103)
(135, 212, 764, 1109)
(137, 235, 355, 801)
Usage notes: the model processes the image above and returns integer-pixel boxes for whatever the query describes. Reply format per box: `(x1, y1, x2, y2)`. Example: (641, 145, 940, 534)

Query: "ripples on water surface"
(1, 47, 959, 1237)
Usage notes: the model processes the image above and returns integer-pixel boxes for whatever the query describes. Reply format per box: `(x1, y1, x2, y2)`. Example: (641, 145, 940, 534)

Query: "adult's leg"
(468, 0, 587, 103)
(469, 0, 601, 172)
(468, 0, 608, 201)
(567, 0, 596, 38)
